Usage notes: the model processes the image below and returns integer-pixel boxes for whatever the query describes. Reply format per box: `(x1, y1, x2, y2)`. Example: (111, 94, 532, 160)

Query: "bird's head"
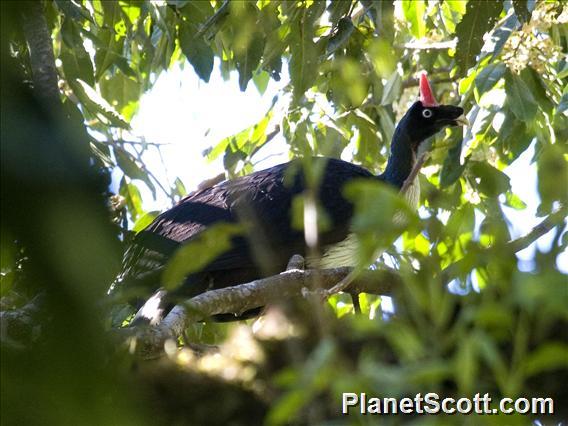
(397, 73, 469, 150)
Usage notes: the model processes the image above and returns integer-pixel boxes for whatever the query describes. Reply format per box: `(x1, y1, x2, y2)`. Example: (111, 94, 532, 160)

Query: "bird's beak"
(454, 114, 470, 127)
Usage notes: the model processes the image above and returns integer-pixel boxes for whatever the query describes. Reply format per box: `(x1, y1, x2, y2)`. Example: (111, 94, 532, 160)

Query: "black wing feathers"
(118, 158, 374, 293)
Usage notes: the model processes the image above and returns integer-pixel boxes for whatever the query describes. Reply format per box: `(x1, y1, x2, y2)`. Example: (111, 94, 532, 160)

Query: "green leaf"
(344, 180, 419, 266)
(132, 211, 159, 233)
(469, 161, 511, 197)
(70, 79, 130, 129)
(522, 343, 568, 377)
(174, 177, 187, 198)
(446, 204, 475, 241)
(520, 67, 555, 114)
(474, 63, 506, 96)
(252, 70, 270, 95)
(114, 147, 156, 196)
(504, 70, 537, 122)
(59, 18, 96, 86)
(454, 1, 503, 75)
(503, 191, 527, 210)
(178, 2, 215, 82)
(350, 113, 380, 168)
(402, 0, 426, 39)
(60, 43, 95, 87)
(329, 58, 368, 108)
(440, 131, 466, 187)
(162, 223, 242, 290)
(93, 3, 127, 81)
(537, 143, 568, 211)
(267, 340, 335, 425)
(455, 334, 477, 393)
(558, 90, 568, 113)
(99, 72, 142, 121)
(376, 106, 395, 143)
(440, 0, 466, 33)
(260, 4, 286, 81)
(235, 33, 264, 91)
(496, 115, 533, 163)
(368, 38, 396, 79)
(119, 179, 143, 221)
(490, 13, 519, 60)
(288, 2, 325, 101)
(227, 3, 265, 91)
(380, 70, 402, 106)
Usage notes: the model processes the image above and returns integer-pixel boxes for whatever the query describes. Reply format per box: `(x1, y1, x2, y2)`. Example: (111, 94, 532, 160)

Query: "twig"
(400, 152, 430, 194)
(507, 207, 566, 253)
(325, 270, 358, 296)
(402, 77, 454, 89)
(441, 206, 567, 281)
(195, 0, 230, 41)
(110, 140, 173, 147)
(249, 125, 281, 159)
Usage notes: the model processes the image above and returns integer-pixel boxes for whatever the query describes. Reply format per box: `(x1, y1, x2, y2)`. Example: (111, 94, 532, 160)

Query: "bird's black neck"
(380, 125, 417, 189)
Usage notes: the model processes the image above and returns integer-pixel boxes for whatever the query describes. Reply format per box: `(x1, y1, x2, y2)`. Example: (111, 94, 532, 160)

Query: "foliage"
(2, 1, 567, 425)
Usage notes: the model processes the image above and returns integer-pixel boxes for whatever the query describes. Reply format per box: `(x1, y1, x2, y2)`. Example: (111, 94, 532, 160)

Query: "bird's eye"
(422, 109, 433, 118)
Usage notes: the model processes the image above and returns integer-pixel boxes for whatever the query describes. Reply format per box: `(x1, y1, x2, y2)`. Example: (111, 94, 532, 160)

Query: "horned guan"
(113, 73, 468, 324)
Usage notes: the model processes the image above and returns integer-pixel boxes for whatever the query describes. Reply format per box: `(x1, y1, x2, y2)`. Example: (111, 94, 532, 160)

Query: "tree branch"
(119, 267, 399, 359)
(402, 76, 454, 89)
(441, 206, 567, 281)
(507, 207, 566, 253)
(195, 0, 230, 41)
(21, 2, 61, 107)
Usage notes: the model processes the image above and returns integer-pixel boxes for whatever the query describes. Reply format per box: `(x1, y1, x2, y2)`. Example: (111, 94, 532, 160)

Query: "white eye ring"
(422, 109, 433, 118)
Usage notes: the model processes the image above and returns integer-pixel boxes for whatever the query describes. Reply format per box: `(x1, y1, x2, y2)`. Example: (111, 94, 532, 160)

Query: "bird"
(113, 73, 468, 324)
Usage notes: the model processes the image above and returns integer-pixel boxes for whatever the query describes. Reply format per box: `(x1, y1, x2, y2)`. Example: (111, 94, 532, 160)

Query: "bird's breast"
(307, 177, 420, 269)
(308, 233, 359, 268)
(403, 176, 421, 210)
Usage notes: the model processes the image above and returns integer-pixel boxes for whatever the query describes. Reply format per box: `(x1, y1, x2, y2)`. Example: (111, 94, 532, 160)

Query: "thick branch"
(21, 2, 61, 107)
(121, 267, 399, 358)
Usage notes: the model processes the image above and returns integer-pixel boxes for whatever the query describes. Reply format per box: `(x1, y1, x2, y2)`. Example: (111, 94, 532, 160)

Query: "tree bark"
(21, 1, 61, 107)
(120, 267, 400, 359)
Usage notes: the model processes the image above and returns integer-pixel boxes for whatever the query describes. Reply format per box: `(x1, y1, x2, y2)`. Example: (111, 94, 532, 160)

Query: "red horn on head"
(419, 72, 438, 107)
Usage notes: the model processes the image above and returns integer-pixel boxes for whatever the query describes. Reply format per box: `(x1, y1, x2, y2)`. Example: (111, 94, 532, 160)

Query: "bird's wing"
(116, 158, 374, 289)
(116, 163, 292, 287)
